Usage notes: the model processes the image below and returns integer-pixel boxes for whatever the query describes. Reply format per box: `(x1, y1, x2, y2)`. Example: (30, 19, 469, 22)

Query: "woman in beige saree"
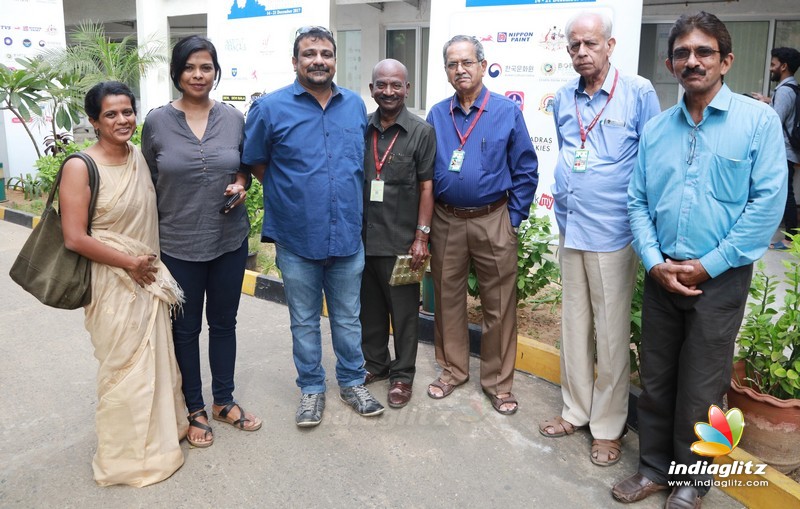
(60, 81, 187, 487)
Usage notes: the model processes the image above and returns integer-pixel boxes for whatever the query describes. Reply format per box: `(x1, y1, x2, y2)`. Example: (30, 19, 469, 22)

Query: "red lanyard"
(450, 90, 490, 150)
(372, 129, 400, 180)
(574, 69, 619, 149)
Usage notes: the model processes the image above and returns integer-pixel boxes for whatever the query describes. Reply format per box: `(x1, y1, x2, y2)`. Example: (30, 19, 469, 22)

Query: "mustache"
(308, 65, 329, 72)
(682, 67, 706, 78)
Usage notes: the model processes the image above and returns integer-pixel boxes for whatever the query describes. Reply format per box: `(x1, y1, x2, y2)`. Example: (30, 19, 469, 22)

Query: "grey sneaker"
(339, 384, 385, 417)
(296, 393, 325, 427)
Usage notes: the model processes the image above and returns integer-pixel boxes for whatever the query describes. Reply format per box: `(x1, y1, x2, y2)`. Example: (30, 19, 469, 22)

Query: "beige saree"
(83, 143, 188, 487)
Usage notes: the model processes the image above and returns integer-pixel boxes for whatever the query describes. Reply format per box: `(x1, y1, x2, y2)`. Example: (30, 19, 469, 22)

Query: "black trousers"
(637, 264, 752, 493)
(359, 256, 420, 383)
(782, 160, 798, 240)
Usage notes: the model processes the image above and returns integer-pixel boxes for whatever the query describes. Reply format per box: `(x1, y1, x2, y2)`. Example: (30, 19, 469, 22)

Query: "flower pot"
(727, 360, 800, 473)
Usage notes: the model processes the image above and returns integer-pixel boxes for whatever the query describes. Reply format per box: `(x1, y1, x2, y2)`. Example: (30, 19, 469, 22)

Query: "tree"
(0, 63, 46, 158)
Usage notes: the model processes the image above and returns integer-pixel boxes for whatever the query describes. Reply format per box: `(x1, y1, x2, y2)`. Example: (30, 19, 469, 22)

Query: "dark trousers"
(637, 264, 752, 494)
(360, 256, 420, 384)
(783, 160, 798, 240)
(161, 239, 247, 412)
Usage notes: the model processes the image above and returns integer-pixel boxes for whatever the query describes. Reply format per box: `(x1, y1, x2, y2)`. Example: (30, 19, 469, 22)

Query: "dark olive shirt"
(363, 106, 435, 256)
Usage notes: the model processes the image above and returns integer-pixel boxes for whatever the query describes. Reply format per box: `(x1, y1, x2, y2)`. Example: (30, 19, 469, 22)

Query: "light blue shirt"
(772, 76, 798, 163)
(628, 84, 787, 278)
(552, 66, 660, 251)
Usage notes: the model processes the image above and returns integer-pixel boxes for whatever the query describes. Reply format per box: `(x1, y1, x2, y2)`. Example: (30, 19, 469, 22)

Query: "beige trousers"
(558, 236, 638, 439)
(430, 203, 519, 395)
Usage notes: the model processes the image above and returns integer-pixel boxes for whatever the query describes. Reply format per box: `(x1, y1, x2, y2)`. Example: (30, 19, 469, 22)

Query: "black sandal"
(187, 409, 214, 448)
(213, 402, 262, 431)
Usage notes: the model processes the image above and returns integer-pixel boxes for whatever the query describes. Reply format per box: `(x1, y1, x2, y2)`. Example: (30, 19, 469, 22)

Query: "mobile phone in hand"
(219, 193, 241, 214)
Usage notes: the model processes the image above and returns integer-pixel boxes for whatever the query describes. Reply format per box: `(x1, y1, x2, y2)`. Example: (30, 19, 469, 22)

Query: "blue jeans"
(161, 239, 247, 412)
(275, 243, 366, 394)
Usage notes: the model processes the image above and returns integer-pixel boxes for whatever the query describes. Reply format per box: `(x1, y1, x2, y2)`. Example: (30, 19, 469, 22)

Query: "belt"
(438, 195, 508, 219)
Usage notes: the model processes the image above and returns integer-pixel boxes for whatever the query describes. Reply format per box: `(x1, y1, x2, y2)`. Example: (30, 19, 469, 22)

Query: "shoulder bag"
(9, 152, 100, 309)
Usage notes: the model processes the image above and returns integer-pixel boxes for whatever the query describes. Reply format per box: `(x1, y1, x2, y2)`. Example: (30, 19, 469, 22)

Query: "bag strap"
(48, 152, 101, 235)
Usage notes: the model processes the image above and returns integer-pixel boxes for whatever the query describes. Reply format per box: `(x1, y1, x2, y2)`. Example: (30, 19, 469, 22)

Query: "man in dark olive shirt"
(360, 59, 435, 408)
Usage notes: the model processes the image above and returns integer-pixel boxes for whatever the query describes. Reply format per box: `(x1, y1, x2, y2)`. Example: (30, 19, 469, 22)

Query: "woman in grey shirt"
(142, 35, 261, 448)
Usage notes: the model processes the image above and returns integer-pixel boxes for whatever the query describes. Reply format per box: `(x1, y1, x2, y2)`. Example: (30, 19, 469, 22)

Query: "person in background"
(142, 35, 261, 449)
(752, 46, 800, 250)
(539, 11, 660, 467)
(613, 12, 786, 508)
(360, 58, 435, 408)
(61, 81, 186, 486)
(242, 26, 384, 427)
(425, 35, 538, 415)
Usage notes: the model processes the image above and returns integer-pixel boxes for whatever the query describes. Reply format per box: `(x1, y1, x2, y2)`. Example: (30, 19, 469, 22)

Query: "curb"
(5, 205, 798, 507)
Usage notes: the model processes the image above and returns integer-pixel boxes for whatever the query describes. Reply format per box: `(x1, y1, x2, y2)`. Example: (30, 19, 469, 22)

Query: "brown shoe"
(666, 487, 701, 509)
(612, 472, 668, 503)
(388, 381, 412, 408)
(365, 371, 388, 385)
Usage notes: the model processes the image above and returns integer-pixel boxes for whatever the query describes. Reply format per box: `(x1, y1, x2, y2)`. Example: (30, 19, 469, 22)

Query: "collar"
(368, 105, 412, 133)
(292, 78, 340, 98)
(777, 76, 799, 88)
(675, 83, 732, 126)
(577, 64, 617, 96)
(449, 85, 490, 115)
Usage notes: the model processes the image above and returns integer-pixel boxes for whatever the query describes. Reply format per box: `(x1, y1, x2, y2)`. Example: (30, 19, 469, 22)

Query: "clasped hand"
(128, 254, 158, 287)
(650, 258, 709, 296)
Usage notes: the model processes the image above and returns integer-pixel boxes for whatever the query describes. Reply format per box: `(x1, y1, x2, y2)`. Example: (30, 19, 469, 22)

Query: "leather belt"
(438, 195, 508, 219)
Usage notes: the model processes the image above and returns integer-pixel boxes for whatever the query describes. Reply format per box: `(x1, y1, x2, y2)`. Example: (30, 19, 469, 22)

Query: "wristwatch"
(416, 224, 431, 234)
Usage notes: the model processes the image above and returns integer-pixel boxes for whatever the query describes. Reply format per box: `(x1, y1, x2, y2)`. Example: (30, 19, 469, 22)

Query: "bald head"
(372, 58, 409, 83)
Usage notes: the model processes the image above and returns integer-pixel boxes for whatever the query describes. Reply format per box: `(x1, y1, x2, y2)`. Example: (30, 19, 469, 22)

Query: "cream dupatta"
(83, 144, 188, 487)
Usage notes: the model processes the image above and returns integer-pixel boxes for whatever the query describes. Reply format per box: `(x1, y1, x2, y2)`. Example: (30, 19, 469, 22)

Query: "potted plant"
(244, 180, 264, 271)
(727, 232, 800, 473)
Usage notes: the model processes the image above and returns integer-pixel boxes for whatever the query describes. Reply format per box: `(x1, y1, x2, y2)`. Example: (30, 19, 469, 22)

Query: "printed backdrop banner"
(0, 0, 67, 180)
(207, 0, 329, 114)
(426, 0, 644, 224)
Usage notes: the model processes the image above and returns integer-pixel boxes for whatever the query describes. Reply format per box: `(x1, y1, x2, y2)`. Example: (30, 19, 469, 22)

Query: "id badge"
(449, 149, 465, 172)
(572, 148, 589, 173)
(370, 179, 385, 202)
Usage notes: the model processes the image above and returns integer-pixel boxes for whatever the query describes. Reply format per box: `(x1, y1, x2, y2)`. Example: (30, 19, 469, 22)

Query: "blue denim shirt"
(552, 67, 660, 252)
(242, 80, 367, 260)
(426, 86, 538, 227)
(628, 84, 787, 278)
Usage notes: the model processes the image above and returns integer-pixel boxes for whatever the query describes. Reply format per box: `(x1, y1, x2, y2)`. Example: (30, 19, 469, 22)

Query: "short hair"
(84, 81, 137, 121)
(442, 35, 484, 64)
(668, 11, 732, 61)
(565, 11, 613, 41)
(170, 35, 222, 92)
(772, 47, 800, 75)
(293, 26, 336, 59)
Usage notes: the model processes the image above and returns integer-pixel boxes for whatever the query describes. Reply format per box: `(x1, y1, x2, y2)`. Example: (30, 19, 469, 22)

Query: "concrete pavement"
(0, 219, 743, 508)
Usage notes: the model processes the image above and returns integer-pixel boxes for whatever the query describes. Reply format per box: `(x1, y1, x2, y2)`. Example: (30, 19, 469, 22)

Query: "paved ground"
(0, 219, 753, 508)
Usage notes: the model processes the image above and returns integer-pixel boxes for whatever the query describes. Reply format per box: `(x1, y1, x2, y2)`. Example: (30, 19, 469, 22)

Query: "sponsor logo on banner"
(38, 40, 45, 47)
(497, 32, 507, 43)
(539, 93, 555, 114)
(488, 63, 502, 78)
(532, 136, 553, 153)
(539, 26, 567, 51)
(231, 67, 238, 77)
(3, 37, 12, 46)
(496, 31, 536, 44)
(22, 39, 31, 47)
(505, 91, 524, 110)
(503, 64, 536, 77)
(539, 62, 578, 82)
(226, 38, 247, 52)
(537, 193, 554, 210)
(480, 34, 493, 42)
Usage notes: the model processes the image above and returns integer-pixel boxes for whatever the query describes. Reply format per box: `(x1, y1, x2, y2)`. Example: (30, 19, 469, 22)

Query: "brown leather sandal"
(427, 379, 456, 399)
(591, 438, 623, 466)
(212, 402, 262, 431)
(538, 416, 585, 437)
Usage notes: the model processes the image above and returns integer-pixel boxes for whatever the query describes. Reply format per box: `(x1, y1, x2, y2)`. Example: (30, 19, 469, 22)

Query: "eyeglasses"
(295, 26, 333, 38)
(687, 126, 699, 165)
(446, 60, 478, 71)
(672, 47, 721, 61)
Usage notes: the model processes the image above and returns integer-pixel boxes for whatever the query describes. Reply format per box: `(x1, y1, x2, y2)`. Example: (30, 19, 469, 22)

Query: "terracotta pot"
(727, 361, 800, 473)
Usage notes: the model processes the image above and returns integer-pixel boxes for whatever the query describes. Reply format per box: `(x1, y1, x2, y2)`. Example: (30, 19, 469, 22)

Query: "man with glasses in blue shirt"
(243, 26, 384, 428)
(539, 11, 660, 468)
(613, 12, 786, 508)
(425, 35, 538, 415)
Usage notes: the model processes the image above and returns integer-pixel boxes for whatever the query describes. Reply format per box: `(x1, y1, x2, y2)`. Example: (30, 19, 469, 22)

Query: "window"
(336, 30, 362, 94)
(386, 27, 429, 110)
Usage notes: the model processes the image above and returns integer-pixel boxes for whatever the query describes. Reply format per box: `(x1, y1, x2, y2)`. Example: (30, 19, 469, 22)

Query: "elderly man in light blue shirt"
(613, 12, 786, 508)
(539, 11, 660, 469)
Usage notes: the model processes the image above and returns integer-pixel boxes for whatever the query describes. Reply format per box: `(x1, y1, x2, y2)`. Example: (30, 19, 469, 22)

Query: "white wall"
(643, 0, 800, 21)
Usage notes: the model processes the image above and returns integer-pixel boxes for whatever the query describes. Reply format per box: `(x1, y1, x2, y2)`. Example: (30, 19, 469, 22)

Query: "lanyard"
(450, 90, 490, 150)
(574, 68, 619, 149)
(372, 129, 401, 180)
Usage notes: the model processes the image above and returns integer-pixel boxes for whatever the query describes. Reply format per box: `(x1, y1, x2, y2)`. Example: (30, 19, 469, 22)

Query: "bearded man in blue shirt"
(243, 26, 383, 428)
(425, 35, 538, 415)
(613, 12, 786, 508)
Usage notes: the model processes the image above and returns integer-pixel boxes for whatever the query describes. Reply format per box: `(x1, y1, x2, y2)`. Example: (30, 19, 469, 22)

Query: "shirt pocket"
(383, 155, 415, 185)
(480, 139, 506, 172)
(343, 128, 364, 163)
(709, 155, 750, 203)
